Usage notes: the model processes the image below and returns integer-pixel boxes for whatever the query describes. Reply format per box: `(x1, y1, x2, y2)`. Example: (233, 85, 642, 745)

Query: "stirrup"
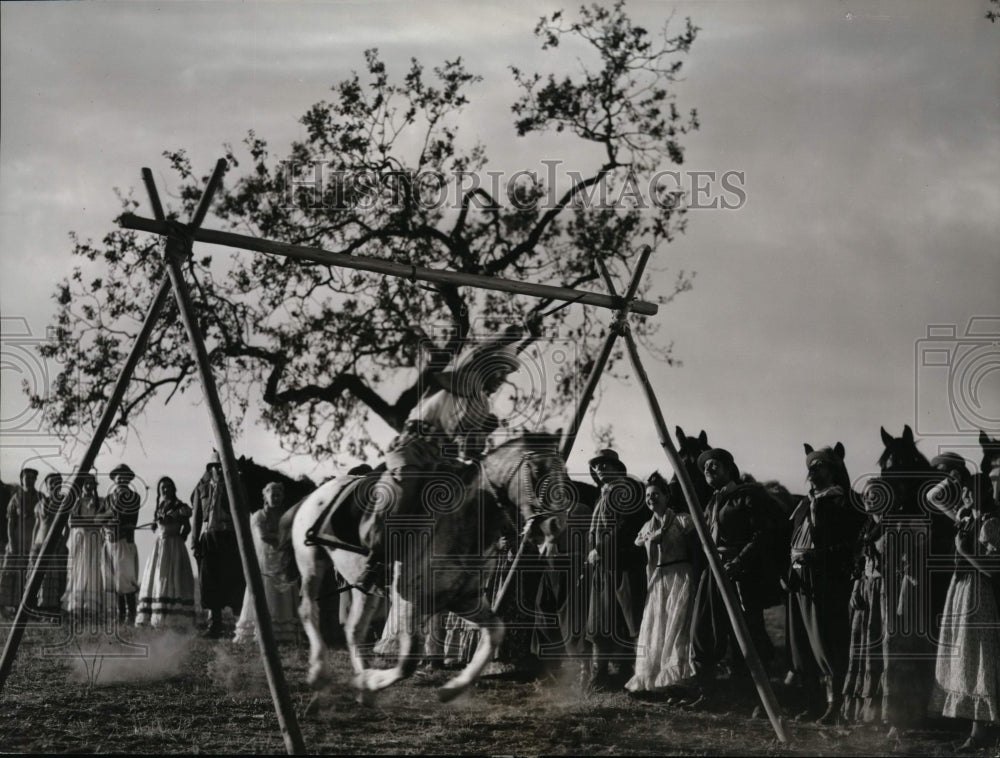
(354, 561, 387, 597)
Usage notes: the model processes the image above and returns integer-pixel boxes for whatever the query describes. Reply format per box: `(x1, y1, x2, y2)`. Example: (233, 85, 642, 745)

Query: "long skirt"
(929, 571, 1000, 722)
(34, 544, 69, 612)
(63, 527, 107, 616)
(841, 574, 885, 723)
(103, 540, 140, 595)
(233, 572, 301, 644)
(625, 562, 696, 692)
(136, 534, 196, 628)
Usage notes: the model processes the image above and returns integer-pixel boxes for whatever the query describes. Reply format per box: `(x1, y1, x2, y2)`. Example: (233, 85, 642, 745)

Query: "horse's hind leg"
(438, 602, 505, 703)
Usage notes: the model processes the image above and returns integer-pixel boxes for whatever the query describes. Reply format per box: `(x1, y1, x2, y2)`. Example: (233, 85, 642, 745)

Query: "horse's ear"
(834, 441, 846, 459)
(880, 426, 893, 447)
(982, 429, 992, 446)
(902, 425, 914, 444)
(698, 430, 708, 446)
(803, 443, 814, 455)
(675, 426, 686, 443)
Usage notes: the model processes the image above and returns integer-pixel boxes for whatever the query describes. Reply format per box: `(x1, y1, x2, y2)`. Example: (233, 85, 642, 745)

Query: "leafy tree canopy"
(35, 1, 699, 463)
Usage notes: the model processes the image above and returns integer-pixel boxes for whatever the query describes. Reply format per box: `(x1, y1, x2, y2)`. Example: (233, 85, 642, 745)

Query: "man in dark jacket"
(584, 449, 648, 690)
(191, 452, 245, 637)
(690, 448, 782, 694)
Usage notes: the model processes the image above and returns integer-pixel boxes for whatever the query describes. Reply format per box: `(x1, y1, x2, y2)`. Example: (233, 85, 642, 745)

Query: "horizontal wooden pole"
(120, 214, 658, 316)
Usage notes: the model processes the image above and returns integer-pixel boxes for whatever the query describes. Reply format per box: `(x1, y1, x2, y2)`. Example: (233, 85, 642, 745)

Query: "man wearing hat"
(1, 467, 40, 613)
(104, 464, 142, 625)
(785, 444, 863, 723)
(192, 451, 245, 637)
(355, 323, 536, 595)
(583, 449, 647, 690)
(689, 448, 783, 698)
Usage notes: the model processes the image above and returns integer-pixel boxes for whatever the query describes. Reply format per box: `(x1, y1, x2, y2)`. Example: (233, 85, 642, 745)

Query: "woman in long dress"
(840, 478, 887, 724)
(32, 473, 69, 615)
(233, 482, 301, 644)
(62, 473, 110, 624)
(136, 477, 196, 629)
(925, 455, 1000, 750)
(626, 471, 699, 694)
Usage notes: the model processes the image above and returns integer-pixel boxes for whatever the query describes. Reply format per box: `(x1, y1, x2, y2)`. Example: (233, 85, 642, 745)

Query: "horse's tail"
(277, 498, 306, 584)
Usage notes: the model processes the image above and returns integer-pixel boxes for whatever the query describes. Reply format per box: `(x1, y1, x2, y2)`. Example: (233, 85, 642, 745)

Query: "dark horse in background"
(288, 432, 571, 704)
(875, 424, 952, 730)
(980, 429, 1000, 510)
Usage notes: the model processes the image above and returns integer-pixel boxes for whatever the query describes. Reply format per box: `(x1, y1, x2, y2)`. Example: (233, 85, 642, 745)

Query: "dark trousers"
(786, 565, 850, 691)
(691, 568, 774, 679)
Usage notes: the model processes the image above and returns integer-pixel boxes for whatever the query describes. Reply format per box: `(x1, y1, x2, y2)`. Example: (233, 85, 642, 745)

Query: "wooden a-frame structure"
(0, 158, 788, 751)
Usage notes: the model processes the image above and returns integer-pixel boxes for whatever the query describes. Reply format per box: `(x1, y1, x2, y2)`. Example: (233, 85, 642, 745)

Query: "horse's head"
(877, 425, 938, 516)
(484, 431, 571, 546)
(671, 426, 713, 510)
(878, 425, 931, 474)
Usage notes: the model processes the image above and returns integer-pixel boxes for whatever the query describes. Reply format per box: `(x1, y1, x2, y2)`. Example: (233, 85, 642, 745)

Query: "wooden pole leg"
(620, 326, 789, 745)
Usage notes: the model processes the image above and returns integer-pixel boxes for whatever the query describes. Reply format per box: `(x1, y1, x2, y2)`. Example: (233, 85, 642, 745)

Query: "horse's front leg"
(358, 589, 424, 694)
(345, 587, 384, 706)
(297, 550, 330, 691)
(438, 600, 505, 703)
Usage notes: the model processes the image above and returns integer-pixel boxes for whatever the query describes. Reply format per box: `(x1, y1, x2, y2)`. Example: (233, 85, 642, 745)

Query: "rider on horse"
(355, 322, 539, 595)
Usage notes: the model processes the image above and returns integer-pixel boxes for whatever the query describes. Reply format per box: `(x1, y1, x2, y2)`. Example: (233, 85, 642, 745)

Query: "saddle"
(305, 469, 385, 555)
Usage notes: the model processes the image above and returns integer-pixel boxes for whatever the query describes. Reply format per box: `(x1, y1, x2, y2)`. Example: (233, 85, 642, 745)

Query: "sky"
(1, 1, 998, 563)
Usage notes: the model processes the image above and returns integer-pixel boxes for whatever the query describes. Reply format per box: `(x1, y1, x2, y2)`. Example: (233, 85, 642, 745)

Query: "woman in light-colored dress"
(234, 482, 301, 644)
(136, 477, 196, 629)
(63, 473, 110, 623)
(925, 455, 1000, 751)
(626, 471, 699, 693)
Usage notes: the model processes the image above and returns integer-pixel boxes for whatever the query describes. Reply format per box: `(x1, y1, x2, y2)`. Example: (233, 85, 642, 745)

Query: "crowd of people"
(0, 454, 301, 645)
(569, 435, 1000, 750)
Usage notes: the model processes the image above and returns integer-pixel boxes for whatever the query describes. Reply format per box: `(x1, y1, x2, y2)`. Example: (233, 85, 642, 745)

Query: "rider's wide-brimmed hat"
(432, 343, 522, 398)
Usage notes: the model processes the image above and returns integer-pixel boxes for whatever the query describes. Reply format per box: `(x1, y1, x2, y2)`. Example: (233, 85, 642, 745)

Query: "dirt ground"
(0, 613, 990, 756)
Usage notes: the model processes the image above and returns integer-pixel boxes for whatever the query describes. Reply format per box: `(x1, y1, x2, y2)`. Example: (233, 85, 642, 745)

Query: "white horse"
(286, 432, 570, 704)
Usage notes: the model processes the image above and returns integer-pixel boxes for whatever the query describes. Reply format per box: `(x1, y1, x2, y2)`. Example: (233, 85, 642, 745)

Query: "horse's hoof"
(304, 693, 323, 717)
(437, 683, 467, 703)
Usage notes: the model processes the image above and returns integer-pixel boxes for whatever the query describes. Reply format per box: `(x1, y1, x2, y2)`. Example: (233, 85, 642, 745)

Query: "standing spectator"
(841, 477, 889, 724)
(785, 445, 862, 723)
(191, 452, 245, 638)
(585, 449, 647, 690)
(234, 482, 300, 645)
(1, 467, 40, 613)
(63, 473, 109, 623)
(926, 455, 1000, 750)
(32, 472, 69, 615)
(103, 464, 142, 625)
(625, 471, 699, 695)
(689, 448, 783, 701)
(136, 477, 196, 629)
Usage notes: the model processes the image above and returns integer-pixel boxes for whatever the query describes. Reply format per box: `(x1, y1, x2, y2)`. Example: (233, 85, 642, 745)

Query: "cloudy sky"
(2, 0, 998, 551)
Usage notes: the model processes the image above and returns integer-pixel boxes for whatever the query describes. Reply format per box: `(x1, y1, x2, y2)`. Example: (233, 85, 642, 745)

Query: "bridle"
(480, 448, 568, 613)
